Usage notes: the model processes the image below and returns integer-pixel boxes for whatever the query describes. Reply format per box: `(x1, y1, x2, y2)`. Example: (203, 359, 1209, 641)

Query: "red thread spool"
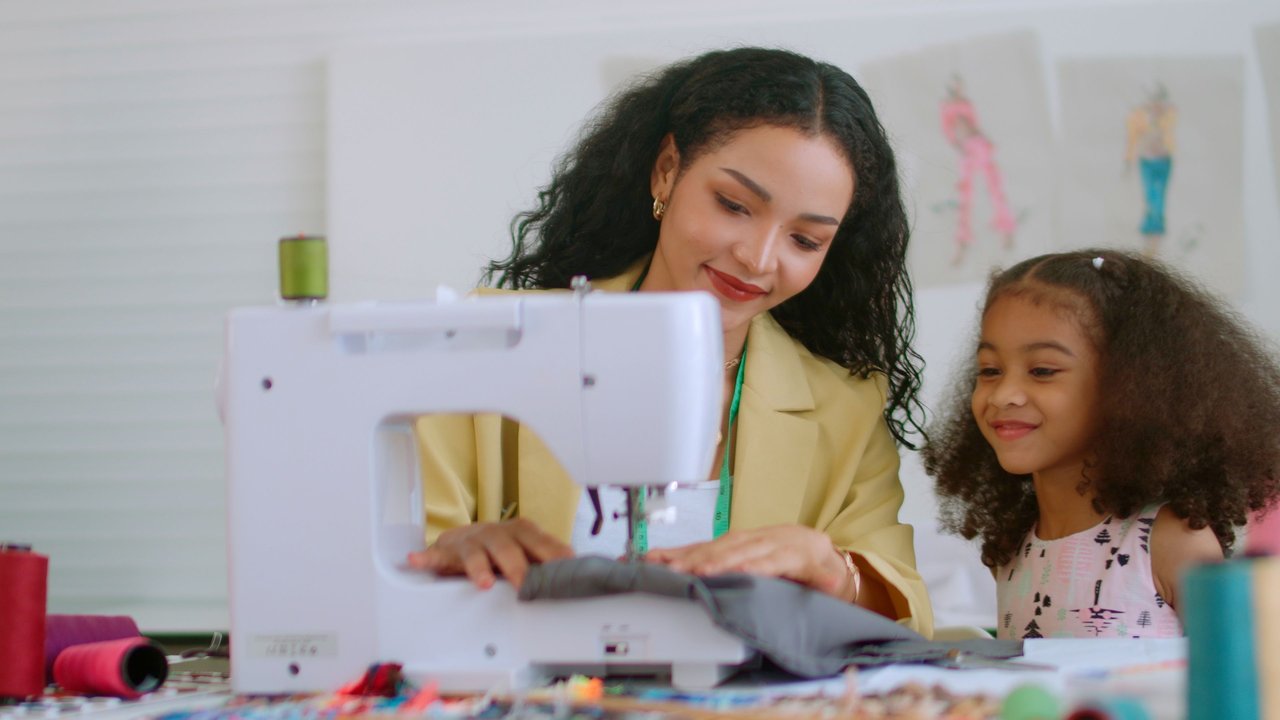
(0, 543, 48, 699)
(44, 615, 141, 682)
(53, 637, 168, 699)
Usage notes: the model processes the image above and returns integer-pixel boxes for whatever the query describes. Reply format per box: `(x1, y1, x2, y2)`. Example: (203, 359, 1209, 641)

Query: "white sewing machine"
(220, 282, 754, 694)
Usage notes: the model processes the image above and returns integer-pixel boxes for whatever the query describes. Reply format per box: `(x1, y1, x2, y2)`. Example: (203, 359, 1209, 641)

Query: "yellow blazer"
(415, 267, 934, 636)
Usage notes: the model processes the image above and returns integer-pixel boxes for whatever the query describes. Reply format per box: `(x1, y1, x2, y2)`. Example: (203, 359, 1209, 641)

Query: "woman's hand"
(643, 525, 856, 601)
(407, 518, 573, 590)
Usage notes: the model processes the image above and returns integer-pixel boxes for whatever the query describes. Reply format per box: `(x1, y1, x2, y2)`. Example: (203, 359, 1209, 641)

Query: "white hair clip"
(1092, 257, 1105, 270)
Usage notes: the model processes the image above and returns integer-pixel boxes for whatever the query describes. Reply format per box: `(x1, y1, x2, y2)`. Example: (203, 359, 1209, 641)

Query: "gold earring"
(652, 197, 666, 221)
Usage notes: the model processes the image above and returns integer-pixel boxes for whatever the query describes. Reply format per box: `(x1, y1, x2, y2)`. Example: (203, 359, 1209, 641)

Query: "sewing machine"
(220, 282, 755, 694)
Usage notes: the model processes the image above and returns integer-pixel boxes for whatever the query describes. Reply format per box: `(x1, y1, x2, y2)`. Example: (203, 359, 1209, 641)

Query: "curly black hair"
(484, 47, 925, 446)
(923, 249, 1280, 568)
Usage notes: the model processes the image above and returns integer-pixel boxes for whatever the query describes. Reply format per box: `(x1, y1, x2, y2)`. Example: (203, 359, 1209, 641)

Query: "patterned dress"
(995, 505, 1181, 639)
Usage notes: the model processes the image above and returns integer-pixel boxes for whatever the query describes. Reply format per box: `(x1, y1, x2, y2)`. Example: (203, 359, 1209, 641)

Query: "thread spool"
(52, 637, 168, 699)
(278, 234, 328, 302)
(0, 543, 49, 699)
(1000, 683, 1061, 720)
(1066, 697, 1150, 720)
(1183, 556, 1280, 720)
(44, 615, 141, 682)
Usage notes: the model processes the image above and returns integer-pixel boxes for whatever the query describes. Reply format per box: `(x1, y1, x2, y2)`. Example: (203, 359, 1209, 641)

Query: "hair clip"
(1092, 257, 1105, 270)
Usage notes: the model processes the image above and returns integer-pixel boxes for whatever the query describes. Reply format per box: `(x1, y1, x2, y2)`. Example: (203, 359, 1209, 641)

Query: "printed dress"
(996, 505, 1181, 639)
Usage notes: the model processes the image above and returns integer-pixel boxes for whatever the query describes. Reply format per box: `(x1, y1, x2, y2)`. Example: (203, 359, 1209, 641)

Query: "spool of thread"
(52, 637, 168, 699)
(0, 543, 49, 699)
(1066, 697, 1150, 720)
(1183, 556, 1280, 720)
(1000, 683, 1061, 720)
(278, 234, 328, 301)
(44, 615, 141, 682)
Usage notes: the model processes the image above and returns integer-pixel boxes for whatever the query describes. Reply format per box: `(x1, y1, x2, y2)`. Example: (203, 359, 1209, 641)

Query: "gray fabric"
(840, 638, 1025, 667)
(519, 556, 1021, 677)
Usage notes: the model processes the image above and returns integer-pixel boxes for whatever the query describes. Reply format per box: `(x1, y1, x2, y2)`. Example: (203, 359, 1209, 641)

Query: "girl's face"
(643, 125, 854, 339)
(971, 294, 1101, 481)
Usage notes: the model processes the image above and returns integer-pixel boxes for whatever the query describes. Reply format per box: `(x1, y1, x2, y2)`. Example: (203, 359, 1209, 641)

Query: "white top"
(995, 504, 1181, 639)
(570, 482, 719, 557)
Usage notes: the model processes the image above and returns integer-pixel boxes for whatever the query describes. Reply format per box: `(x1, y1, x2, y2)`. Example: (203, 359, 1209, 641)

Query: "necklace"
(725, 356, 742, 372)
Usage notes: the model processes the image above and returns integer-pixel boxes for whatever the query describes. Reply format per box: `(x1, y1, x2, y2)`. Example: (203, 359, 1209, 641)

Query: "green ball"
(1002, 683, 1062, 720)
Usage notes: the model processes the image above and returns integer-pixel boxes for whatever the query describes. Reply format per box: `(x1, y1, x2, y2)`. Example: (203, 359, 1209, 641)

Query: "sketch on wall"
(1256, 23, 1280, 213)
(1057, 57, 1244, 296)
(858, 32, 1054, 288)
(1125, 84, 1177, 257)
(939, 73, 1019, 266)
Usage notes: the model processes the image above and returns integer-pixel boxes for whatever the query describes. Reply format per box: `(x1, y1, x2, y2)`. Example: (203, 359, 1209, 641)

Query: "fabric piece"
(520, 556, 1015, 678)
(996, 504, 1181, 640)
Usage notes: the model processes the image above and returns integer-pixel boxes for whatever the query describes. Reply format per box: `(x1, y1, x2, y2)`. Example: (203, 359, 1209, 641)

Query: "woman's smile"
(705, 265, 767, 302)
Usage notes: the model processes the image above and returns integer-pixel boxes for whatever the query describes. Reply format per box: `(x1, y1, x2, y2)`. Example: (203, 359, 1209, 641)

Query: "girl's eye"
(976, 367, 1001, 378)
(1030, 367, 1059, 378)
(716, 195, 747, 214)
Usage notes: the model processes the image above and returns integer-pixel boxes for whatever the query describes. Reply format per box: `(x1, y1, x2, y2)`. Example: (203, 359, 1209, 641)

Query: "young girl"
(923, 249, 1280, 639)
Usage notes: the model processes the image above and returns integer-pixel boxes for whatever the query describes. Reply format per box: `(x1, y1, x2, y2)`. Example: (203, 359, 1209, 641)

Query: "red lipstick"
(705, 266, 766, 303)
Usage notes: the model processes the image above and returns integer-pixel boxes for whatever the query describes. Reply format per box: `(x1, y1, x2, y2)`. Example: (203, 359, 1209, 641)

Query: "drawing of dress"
(1125, 87, 1177, 255)
(940, 88, 1017, 264)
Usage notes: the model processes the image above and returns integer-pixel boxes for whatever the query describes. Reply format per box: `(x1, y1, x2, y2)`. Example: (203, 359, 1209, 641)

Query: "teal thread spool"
(278, 234, 328, 302)
(1183, 558, 1280, 720)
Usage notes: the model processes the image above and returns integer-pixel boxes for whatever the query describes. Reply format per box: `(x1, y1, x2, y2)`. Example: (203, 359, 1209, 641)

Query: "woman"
(409, 47, 933, 636)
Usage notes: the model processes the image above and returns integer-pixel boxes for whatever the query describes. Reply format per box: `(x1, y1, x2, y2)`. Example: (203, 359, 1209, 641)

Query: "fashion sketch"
(1125, 83, 1177, 257)
(939, 74, 1017, 266)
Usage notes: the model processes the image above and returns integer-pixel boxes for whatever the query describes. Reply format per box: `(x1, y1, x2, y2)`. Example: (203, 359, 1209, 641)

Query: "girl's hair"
(923, 248, 1280, 568)
(483, 46, 925, 446)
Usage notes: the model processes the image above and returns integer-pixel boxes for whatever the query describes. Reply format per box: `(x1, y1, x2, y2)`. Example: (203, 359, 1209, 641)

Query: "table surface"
(1, 639, 1186, 720)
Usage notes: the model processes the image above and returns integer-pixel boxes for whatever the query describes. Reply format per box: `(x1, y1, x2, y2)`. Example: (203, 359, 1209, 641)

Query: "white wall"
(0, 0, 1275, 631)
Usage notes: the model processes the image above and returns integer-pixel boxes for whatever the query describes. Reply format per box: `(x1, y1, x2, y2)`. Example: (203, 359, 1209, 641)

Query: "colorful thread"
(1184, 556, 1280, 720)
(0, 544, 48, 699)
(52, 637, 168, 700)
(44, 615, 141, 682)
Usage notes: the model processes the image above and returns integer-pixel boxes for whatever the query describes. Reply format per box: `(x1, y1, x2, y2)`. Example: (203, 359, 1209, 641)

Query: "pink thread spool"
(44, 614, 141, 682)
(52, 637, 168, 699)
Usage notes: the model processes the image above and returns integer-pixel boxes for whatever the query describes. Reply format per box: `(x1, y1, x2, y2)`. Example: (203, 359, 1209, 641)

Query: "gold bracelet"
(833, 544, 862, 603)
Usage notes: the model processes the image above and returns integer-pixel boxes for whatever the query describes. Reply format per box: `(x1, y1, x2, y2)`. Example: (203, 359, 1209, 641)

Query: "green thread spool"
(278, 234, 328, 301)
(1001, 683, 1061, 720)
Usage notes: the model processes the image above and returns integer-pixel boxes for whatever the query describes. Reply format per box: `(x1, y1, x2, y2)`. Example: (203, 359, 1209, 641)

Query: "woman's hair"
(923, 248, 1280, 568)
(484, 47, 925, 446)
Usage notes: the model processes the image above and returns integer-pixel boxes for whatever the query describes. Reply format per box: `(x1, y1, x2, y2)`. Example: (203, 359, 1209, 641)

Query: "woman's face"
(644, 125, 855, 340)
